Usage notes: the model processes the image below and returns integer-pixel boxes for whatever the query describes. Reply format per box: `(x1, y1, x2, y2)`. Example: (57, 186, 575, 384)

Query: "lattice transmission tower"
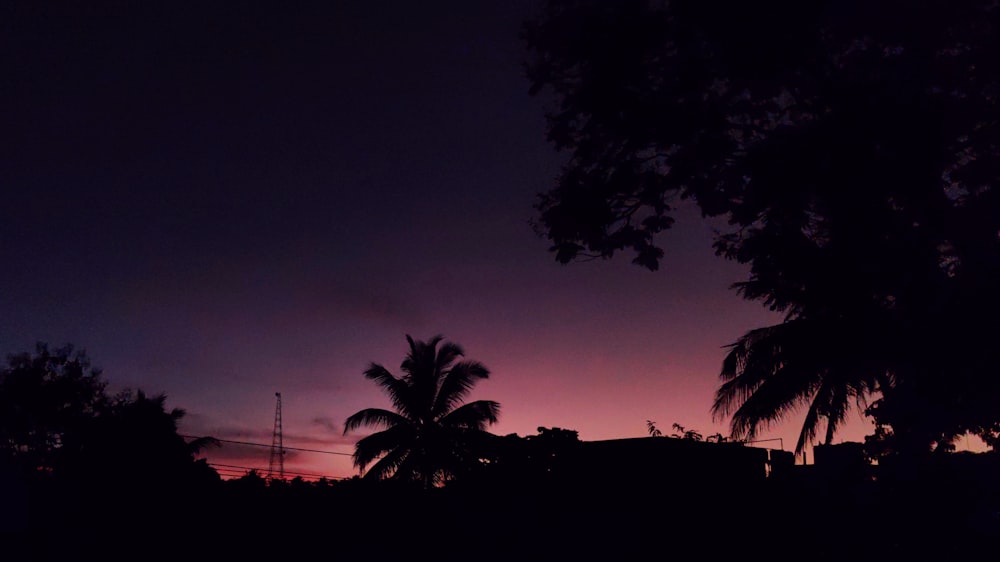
(268, 392, 285, 481)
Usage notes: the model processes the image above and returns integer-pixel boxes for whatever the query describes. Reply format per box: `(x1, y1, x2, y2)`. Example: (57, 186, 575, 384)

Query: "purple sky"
(2, 1, 888, 479)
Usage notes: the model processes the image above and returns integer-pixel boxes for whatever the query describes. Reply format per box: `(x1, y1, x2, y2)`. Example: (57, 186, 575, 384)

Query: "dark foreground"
(4, 453, 998, 562)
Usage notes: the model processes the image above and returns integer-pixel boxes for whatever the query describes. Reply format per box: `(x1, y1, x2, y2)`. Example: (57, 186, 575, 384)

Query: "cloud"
(285, 431, 356, 448)
(181, 416, 356, 449)
(311, 415, 340, 434)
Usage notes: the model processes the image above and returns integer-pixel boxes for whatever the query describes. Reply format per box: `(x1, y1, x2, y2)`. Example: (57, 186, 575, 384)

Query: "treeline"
(3, 344, 999, 561)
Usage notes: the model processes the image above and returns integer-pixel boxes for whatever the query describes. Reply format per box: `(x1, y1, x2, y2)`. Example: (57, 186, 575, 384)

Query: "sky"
(2, 1, 892, 480)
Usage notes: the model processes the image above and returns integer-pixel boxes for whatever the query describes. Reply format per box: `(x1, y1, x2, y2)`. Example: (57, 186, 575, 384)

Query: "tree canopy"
(524, 0, 1000, 454)
(0, 343, 217, 481)
(0, 343, 108, 472)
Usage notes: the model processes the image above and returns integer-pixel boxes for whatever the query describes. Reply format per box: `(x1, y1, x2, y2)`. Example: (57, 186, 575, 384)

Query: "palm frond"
(186, 436, 221, 455)
(363, 364, 414, 419)
(362, 445, 410, 480)
(401, 335, 444, 377)
(343, 408, 409, 434)
(718, 324, 784, 384)
(795, 384, 827, 455)
(440, 400, 500, 430)
(432, 360, 490, 419)
(792, 376, 856, 454)
(352, 423, 415, 471)
(400, 335, 419, 377)
(400, 336, 444, 421)
(713, 323, 801, 419)
(717, 313, 885, 452)
(434, 341, 464, 373)
(727, 361, 822, 442)
(387, 448, 426, 483)
(823, 382, 851, 445)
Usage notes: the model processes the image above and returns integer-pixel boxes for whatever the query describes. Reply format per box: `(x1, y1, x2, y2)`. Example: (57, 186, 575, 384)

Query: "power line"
(743, 437, 784, 450)
(207, 462, 344, 481)
(182, 434, 354, 456)
(209, 465, 339, 480)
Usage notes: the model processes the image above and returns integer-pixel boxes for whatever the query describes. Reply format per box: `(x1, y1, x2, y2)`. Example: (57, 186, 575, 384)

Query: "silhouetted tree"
(645, 420, 663, 437)
(670, 423, 702, 441)
(70, 390, 220, 488)
(465, 426, 583, 487)
(0, 343, 108, 474)
(0, 343, 222, 532)
(343, 335, 501, 488)
(711, 319, 884, 456)
(526, 426, 581, 475)
(524, 0, 1000, 454)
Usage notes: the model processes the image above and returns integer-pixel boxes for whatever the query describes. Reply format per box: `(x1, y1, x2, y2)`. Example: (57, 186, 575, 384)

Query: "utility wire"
(208, 464, 345, 481)
(207, 462, 343, 480)
(182, 434, 354, 456)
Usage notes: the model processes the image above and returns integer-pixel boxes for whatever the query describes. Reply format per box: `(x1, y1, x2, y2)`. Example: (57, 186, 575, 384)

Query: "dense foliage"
(524, 0, 1000, 454)
(0, 343, 219, 533)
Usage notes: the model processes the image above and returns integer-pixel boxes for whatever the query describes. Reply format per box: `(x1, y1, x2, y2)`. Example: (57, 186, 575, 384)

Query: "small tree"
(671, 423, 703, 442)
(646, 420, 663, 437)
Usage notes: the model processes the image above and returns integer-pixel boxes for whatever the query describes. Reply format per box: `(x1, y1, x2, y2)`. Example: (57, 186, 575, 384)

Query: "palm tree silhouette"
(711, 318, 885, 457)
(344, 335, 500, 487)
